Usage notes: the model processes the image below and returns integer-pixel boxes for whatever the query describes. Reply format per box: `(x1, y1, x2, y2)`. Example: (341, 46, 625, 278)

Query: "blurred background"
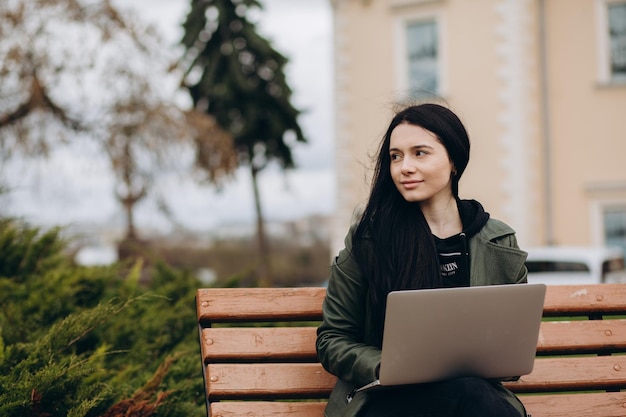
(1, 1, 625, 415)
(1, 0, 334, 287)
(1, 0, 625, 285)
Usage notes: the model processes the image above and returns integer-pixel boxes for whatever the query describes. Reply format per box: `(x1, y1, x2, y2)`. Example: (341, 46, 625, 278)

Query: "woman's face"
(389, 123, 455, 205)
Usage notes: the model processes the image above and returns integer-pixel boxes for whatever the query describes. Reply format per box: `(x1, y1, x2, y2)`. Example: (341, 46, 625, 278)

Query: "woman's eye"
(390, 154, 400, 161)
(416, 150, 427, 156)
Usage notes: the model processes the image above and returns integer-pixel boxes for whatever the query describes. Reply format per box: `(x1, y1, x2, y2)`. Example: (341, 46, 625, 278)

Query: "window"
(608, 2, 626, 80)
(604, 206, 626, 256)
(598, 0, 626, 83)
(394, 9, 445, 99)
(406, 19, 439, 93)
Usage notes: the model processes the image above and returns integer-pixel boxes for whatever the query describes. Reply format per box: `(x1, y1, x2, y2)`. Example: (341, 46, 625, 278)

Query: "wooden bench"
(196, 285, 626, 417)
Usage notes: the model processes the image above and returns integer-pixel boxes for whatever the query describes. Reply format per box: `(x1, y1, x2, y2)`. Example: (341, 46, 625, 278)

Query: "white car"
(525, 246, 626, 285)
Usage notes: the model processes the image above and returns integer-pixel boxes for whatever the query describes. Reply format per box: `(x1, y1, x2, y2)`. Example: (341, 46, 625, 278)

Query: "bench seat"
(197, 285, 626, 417)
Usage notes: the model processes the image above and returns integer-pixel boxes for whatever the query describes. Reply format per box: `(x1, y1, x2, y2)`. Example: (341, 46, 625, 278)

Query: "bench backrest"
(196, 285, 626, 417)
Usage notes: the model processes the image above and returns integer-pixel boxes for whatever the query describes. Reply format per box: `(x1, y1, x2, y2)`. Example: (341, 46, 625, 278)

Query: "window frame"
(590, 197, 626, 256)
(603, 205, 626, 254)
(596, 0, 626, 85)
(393, 8, 447, 99)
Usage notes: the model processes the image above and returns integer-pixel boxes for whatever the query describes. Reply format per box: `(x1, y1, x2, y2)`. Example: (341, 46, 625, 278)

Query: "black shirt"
(434, 232, 470, 287)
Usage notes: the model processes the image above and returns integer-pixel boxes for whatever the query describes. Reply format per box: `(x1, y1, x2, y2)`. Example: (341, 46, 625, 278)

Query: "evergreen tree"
(181, 0, 307, 285)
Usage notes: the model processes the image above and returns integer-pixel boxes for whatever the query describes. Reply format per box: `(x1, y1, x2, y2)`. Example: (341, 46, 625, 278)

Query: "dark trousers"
(361, 377, 525, 417)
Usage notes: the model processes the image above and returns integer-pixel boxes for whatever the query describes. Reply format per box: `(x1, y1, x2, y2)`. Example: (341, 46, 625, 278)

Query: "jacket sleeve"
(316, 230, 381, 387)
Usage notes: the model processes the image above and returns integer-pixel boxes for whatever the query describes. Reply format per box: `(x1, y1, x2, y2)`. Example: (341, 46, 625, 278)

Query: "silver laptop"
(356, 283, 546, 392)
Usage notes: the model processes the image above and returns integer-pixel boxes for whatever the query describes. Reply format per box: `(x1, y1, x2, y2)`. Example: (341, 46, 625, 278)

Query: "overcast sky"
(1, 0, 334, 235)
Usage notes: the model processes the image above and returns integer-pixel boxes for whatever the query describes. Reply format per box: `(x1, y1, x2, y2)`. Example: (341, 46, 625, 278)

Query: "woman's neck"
(420, 195, 463, 239)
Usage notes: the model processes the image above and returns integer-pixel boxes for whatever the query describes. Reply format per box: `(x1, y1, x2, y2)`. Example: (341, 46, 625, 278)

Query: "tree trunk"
(250, 164, 271, 287)
(124, 198, 136, 240)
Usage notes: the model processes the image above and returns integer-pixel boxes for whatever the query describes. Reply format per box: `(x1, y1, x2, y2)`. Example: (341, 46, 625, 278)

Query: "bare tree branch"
(0, 71, 84, 131)
(0, 0, 238, 238)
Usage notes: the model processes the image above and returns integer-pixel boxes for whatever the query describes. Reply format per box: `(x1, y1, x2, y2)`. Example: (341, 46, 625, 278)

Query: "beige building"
(329, 0, 626, 256)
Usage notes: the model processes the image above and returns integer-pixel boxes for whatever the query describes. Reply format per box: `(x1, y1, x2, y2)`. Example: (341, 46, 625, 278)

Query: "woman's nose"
(401, 159, 416, 174)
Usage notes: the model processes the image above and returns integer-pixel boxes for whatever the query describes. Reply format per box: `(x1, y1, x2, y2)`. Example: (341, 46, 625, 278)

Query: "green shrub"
(0, 219, 206, 416)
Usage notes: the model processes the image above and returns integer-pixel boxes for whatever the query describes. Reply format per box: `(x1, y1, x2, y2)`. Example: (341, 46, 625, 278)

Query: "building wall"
(544, 0, 626, 246)
(330, 0, 626, 255)
(331, 0, 397, 251)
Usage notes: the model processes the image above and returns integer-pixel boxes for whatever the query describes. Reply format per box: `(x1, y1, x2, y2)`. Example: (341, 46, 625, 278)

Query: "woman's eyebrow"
(390, 144, 434, 152)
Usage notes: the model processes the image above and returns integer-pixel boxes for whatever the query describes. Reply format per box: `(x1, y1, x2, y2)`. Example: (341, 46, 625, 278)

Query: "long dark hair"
(352, 103, 471, 343)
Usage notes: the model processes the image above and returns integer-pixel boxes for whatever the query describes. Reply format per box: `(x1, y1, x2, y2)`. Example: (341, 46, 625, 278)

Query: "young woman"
(316, 103, 528, 417)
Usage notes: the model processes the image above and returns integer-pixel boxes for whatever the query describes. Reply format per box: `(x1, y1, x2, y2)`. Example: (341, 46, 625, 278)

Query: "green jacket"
(316, 218, 528, 417)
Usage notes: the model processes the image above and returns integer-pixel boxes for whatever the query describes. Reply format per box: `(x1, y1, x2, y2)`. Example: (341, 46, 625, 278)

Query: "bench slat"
(196, 286, 626, 324)
(201, 327, 317, 362)
(206, 363, 337, 400)
(537, 319, 626, 354)
(197, 287, 325, 322)
(542, 284, 626, 316)
(506, 356, 626, 392)
(196, 285, 626, 323)
(199, 320, 626, 363)
(522, 391, 626, 417)
(210, 401, 326, 417)
(206, 392, 626, 417)
(206, 356, 626, 400)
